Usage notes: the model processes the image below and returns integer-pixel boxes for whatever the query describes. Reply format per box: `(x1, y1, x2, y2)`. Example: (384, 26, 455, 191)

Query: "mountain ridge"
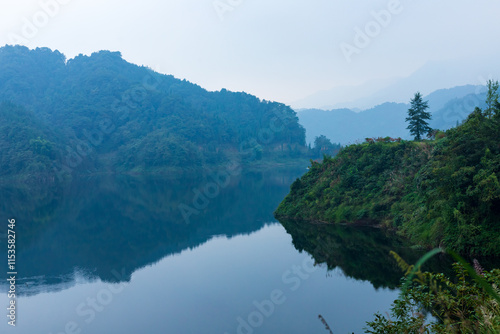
(297, 85, 487, 145)
(292, 56, 500, 110)
(0, 45, 307, 182)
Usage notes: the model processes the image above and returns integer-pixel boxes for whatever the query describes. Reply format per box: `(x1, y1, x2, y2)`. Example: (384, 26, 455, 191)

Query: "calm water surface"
(0, 169, 431, 333)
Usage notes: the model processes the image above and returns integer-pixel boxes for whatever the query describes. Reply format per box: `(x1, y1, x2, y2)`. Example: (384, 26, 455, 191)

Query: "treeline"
(0, 45, 308, 181)
(275, 93, 500, 256)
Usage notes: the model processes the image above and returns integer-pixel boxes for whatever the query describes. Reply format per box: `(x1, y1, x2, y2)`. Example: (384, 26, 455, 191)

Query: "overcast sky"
(1, 0, 499, 107)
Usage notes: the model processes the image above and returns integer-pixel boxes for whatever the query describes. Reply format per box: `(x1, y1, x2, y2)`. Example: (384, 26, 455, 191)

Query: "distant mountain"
(298, 103, 408, 145)
(0, 45, 307, 182)
(291, 77, 399, 110)
(292, 56, 499, 110)
(425, 85, 483, 112)
(431, 91, 487, 130)
(297, 85, 487, 145)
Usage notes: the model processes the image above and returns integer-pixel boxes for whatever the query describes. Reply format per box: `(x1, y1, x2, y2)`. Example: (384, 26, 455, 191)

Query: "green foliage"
(406, 92, 432, 140)
(275, 92, 500, 256)
(275, 140, 427, 226)
(399, 105, 500, 256)
(311, 135, 341, 159)
(365, 253, 500, 333)
(29, 137, 54, 158)
(0, 102, 61, 182)
(486, 80, 500, 118)
(0, 46, 308, 181)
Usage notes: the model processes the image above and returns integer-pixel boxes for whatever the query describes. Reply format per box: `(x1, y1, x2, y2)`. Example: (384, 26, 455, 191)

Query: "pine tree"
(485, 79, 499, 118)
(406, 92, 432, 140)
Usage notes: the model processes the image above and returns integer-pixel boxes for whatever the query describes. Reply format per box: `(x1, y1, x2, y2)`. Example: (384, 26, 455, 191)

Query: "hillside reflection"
(278, 219, 453, 289)
(0, 169, 303, 295)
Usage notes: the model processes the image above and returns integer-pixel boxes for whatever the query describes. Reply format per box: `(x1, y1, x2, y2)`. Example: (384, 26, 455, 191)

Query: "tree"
(312, 135, 340, 158)
(485, 79, 499, 118)
(406, 92, 432, 140)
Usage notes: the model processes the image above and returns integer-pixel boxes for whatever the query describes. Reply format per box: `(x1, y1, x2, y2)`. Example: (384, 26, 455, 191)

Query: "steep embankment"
(275, 139, 429, 224)
(275, 108, 500, 256)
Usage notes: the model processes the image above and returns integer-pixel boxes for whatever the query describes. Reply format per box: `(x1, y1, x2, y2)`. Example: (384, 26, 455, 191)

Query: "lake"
(0, 169, 435, 333)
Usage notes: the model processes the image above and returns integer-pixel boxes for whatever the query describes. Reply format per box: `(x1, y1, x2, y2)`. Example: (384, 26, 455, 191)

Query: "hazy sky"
(1, 0, 499, 107)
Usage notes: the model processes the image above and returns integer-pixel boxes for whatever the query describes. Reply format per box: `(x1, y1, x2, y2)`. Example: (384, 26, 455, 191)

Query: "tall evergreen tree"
(406, 92, 432, 140)
(485, 79, 499, 118)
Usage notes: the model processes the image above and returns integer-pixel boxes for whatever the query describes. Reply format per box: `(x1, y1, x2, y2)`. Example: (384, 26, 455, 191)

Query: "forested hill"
(0, 45, 306, 182)
(275, 101, 500, 257)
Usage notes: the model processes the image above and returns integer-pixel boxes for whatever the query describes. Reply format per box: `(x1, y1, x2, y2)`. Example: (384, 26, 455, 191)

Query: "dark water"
(0, 169, 441, 333)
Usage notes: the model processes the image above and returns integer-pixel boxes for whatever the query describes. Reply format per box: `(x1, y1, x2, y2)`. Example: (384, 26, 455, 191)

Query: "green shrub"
(365, 252, 500, 333)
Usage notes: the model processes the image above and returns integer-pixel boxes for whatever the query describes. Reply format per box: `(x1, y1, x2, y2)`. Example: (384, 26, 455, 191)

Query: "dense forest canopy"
(0, 45, 307, 182)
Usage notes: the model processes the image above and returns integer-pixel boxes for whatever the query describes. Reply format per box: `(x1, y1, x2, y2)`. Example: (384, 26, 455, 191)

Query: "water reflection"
(278, 219, 452, 289)
(0, 169, 303, 295)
